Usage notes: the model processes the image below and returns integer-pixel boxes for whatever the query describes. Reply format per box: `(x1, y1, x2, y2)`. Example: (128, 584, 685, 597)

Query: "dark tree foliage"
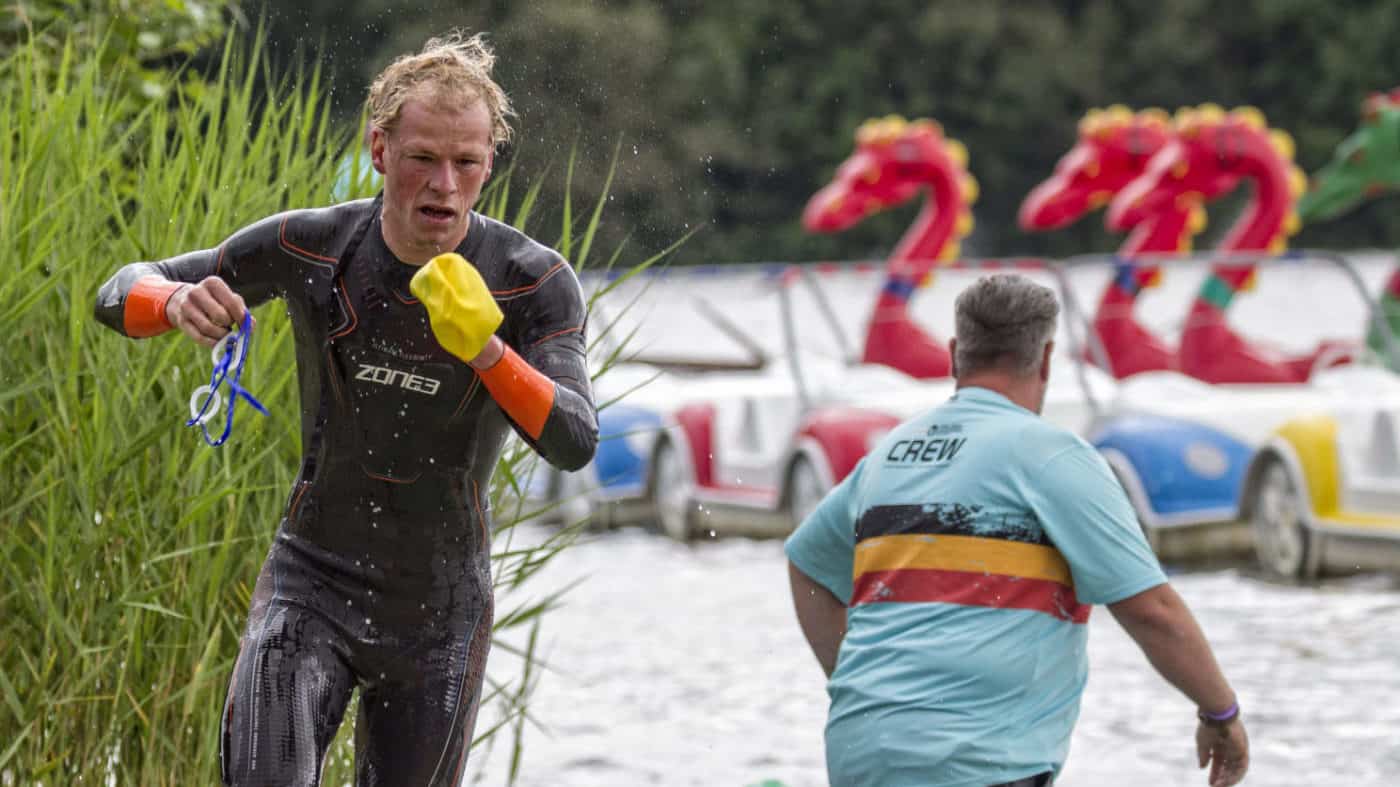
(251, 0, 1400, 265)
(5, 0, 233, 102)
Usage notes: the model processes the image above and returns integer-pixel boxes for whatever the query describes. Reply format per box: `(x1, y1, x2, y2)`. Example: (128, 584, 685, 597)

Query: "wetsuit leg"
(221, 550, 357, 787)
(352, 580, 493, 786)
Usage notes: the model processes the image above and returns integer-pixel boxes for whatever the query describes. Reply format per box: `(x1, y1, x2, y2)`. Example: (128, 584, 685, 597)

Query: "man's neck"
(379, 215, 469, 266)
(954, 374, 1041, 413)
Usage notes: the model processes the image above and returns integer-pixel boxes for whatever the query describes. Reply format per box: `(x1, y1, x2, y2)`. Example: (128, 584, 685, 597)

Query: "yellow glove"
(410, 252, 504, 363)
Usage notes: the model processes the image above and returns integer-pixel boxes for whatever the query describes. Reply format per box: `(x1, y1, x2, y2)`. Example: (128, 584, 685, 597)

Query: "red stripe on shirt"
(852, 568, 1090, 623)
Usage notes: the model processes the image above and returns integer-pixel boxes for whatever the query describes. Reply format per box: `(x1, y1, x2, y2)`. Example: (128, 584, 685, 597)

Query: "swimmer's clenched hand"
(411, 253, 504, 367)
(165, 276, 252, 347)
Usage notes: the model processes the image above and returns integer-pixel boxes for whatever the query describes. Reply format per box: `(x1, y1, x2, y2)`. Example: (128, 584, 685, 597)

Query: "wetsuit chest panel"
(330, 256, 483, 481)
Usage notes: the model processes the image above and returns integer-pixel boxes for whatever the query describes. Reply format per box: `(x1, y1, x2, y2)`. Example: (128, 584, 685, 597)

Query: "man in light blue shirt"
(786, 274, 1249, 787)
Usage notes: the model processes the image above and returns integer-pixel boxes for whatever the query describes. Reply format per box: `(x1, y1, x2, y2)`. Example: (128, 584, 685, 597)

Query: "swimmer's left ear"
(484, 149, 494, 179)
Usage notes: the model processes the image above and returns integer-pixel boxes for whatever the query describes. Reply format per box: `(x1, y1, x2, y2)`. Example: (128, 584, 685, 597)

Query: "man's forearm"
(1108, 583, 1236, 714)
(95, 254, 219, 337)
(490, 340, 597, 472)
(788, 561, 846, 678)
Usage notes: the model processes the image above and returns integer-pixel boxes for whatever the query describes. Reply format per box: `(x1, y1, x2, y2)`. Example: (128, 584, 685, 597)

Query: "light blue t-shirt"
(785, 387, 1166, 787)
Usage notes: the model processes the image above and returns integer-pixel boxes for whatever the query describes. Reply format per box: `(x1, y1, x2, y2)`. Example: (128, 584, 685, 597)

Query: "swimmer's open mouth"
(419, 206, 456, 221)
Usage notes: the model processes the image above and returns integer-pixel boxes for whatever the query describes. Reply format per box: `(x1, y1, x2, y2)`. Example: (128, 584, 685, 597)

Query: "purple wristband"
(1201, 702, 1239, 722)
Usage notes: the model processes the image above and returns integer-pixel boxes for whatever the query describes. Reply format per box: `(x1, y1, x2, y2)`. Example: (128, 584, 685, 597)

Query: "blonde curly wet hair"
(367, 30, 514, 147)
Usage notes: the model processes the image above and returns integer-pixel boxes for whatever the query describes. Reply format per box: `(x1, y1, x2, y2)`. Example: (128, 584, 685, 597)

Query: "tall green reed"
(0, 26, 660, 786)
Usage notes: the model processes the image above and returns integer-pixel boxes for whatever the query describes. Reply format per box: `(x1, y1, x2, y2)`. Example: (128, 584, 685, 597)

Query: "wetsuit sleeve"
(784, 457, 866, 605)
(1021, 441, 1168, 605)
(94, 214, 287, 337)
(483, 258, 598, 472)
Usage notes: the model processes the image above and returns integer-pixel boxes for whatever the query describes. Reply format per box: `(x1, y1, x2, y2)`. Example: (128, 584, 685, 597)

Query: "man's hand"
(410, 253, 504, 364)
(1196, 718, 1248, 787)
(1107, 585, 1248, 784)
(166, 276, 250, 347)
(468, 336, 505, 370)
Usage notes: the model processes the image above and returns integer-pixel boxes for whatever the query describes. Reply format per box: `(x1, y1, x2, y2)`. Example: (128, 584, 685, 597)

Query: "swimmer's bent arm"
(476, 262, 598, 472)
(478, 338, 598, 472)
(94, 214, 287, 343)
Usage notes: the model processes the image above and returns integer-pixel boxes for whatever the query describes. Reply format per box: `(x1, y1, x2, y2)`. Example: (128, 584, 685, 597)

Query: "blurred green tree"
(3, 0, 233, 101)
(252, 0, 1400, 263)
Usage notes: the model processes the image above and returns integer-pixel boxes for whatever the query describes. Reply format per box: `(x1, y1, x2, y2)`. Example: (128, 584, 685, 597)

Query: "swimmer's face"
(374, 96, 494, 263)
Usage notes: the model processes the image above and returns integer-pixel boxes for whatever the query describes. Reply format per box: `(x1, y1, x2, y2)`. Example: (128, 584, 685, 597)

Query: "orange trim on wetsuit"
(476, 344, 555, 440)
(123, 277, 186, 337)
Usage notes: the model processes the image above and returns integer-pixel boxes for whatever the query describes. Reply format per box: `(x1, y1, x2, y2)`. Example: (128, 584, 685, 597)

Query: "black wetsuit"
(95, 197, 598, 786)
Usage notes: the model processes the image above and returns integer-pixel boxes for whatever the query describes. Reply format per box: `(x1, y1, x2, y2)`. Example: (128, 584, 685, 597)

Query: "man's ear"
(948, 337, 958, 378)
(484, 149, 494, 180)
(1040, 340, 1054, 382)
(370, 127, 388, 175)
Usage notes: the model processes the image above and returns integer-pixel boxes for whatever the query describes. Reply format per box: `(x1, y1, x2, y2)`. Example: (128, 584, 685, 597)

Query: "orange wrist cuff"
(124, 277, 185, 338)
(477, 345, 555, 440)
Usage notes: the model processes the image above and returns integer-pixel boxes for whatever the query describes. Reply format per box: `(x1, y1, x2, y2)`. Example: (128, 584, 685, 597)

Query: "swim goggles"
(186, 312, 268, 446)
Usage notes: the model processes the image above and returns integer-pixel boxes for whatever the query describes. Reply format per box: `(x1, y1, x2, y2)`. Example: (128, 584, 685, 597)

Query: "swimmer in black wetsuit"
(94, 31, 597, 787)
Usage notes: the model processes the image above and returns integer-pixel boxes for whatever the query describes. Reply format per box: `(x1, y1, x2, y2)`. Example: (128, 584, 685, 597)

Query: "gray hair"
(953, 274, 1060, 377)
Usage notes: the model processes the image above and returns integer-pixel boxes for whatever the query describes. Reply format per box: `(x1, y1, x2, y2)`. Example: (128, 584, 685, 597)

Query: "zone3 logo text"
(355, 364, 442, 395)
